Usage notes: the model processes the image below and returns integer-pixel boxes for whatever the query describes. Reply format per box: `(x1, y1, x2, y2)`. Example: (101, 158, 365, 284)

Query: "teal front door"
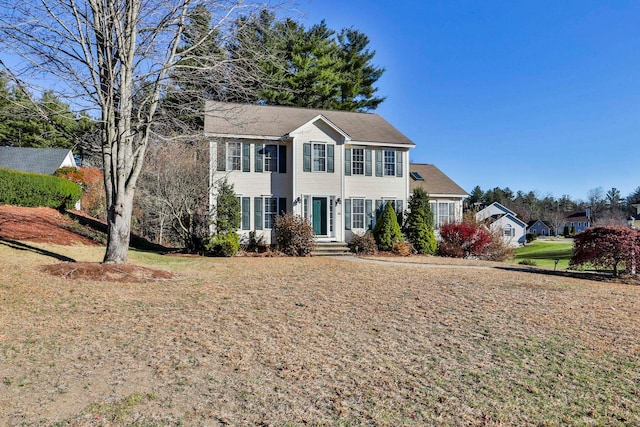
(312, 197, 327, 235)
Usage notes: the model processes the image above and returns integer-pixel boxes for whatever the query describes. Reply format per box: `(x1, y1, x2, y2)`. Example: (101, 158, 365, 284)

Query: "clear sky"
(296, 0, 640, 201)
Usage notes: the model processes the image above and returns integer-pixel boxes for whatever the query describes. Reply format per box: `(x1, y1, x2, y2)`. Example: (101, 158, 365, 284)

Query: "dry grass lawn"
(1, 243, 639, 426)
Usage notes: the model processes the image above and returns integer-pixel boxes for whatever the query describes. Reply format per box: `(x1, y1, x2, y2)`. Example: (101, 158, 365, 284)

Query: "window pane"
(352, 148, 364, 175)
(352, 199, 365, 229)
(264, 144, 278, 172)
(384, 150, 395, 176)
(313, 143, 326, 171)
(264, 198, 278, 229)
(227, 142, 242, 171)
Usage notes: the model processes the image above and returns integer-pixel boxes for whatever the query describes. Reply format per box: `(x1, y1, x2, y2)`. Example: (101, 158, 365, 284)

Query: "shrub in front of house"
(273, 212, 316, 256)
(348, 232, 377, 255)
(372, 202, 403, 251)
(0, 168, 82, 209)
(526, 233, 537, 243)
(392, 240, 412, 256)
(403, 187, 437, 254)
(205, 232, 240, 257)
(437, 222, 492, 258)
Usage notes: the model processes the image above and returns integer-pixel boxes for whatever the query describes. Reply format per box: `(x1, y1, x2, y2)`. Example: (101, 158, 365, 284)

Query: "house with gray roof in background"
(476, 201, 527, 247)
(0, 146, 77, 175)
(205, 101, 415, 245)
(409, 163, 468, 228)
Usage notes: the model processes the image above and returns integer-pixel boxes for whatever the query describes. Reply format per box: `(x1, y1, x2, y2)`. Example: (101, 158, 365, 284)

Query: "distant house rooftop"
(0, 146, 76, 175)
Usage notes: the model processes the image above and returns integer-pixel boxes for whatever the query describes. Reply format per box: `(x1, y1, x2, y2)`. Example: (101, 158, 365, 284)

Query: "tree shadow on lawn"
(495, 264, 615, 283)
(0, 238, 76, 263)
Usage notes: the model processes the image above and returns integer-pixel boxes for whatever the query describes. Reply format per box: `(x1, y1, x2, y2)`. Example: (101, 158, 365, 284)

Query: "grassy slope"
(512, 240, 574, 269)
(1, 244, 639, 426)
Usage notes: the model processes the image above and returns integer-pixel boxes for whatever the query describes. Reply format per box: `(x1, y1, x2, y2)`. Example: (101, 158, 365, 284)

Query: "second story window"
(352, 148, 364, 175)
(227, 142, 242, 171)
(264, 144, 278, 172)
(383, 150, 395, 176)
(313, 143, 326, 172)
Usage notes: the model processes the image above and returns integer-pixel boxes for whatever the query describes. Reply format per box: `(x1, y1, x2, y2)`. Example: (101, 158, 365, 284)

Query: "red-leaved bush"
(571, 226, 640, 277)
(438, 222, 492, 258)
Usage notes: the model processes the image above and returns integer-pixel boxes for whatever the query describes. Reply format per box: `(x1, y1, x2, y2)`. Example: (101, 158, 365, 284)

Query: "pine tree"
(215, 178, 241, 234)
(403, 188, 437, 254)
(372, 202, 403, 251)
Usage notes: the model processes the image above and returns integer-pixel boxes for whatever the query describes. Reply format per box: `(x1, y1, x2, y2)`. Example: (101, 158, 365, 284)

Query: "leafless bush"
(349, 232, 377, 255)
(273, 213, 316, 256)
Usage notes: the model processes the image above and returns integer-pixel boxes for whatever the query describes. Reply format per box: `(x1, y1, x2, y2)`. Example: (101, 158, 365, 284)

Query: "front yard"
(1, 243, 639, 426)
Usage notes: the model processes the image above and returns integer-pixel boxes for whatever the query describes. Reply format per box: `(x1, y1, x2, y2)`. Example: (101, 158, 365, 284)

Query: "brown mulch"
(0, 205, 173, 281)
(42, 262, 175, 282)
(0, 205, 99, 246)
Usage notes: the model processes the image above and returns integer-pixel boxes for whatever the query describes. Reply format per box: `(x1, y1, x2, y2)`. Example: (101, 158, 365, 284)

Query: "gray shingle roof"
(409, 163, 468, 196)
(0, 147, 73, 175)
(204, 101, 415, 146)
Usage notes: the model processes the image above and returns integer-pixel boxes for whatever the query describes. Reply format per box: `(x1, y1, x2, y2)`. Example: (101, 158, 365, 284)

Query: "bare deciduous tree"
(544, 210, 566, 237)
(0, 0, 270, 263)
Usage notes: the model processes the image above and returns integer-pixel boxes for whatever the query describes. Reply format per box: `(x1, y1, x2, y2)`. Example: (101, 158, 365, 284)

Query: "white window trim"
(312, 142, 327, 172)
(383, 149, 395, 176)
(352, 147, 364, 175)
(352, 198, 365, 229)
(227, 141, 243, 171)
(263, 144, 279, 172)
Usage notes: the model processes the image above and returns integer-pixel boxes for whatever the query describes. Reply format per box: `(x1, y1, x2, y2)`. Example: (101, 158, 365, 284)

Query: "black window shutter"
(365, 199, 373, 230)
(396, 150, 403, 177)
(278, 145, 286, 173)
(365, 149, 372, 176)
(303, 143, 311, 172)
(278, 197, 287, 214)
(345, 199, 351, 230)
(242, 197, 250, 230)
(344, 148, 351, 176)
(254, 197, 263, 230)
(217, 141, 226, 171)
(255, 144, 263, 173)
(242, 143, 250, 172)
(327, 144, 334, 173)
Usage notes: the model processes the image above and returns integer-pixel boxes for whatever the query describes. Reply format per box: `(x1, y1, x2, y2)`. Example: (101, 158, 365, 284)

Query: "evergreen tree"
(215, 178, 241, 234)
(403, 188, 437, 254)
(372, 202, 403, 251)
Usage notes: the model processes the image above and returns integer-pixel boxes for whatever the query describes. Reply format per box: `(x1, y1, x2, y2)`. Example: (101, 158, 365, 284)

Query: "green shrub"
(273, 212, 316, 256)
(563, 225, 570, 237)
(372, 202, 403, 251)
(241, 230, 266, 253)
(349, 232, 377, 255)
(519, 259, 537, 266)
(525, 233, 537, 243)
(0, 168, 82, 209)
(403, 188, 437, 254)
(205, 232, 239, 257)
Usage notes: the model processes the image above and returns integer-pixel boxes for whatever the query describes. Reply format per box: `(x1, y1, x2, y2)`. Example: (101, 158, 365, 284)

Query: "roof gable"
(204, 101, 415, 147)
(0, 147, 75, 175)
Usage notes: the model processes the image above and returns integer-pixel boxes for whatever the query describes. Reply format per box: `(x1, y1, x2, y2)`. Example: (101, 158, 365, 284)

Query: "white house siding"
(210, 139, 293, 244)
(491, 216, 526, 248)
(210, 120, 413, 245)
(290, 121, 345, 242)
(344, 148, 409, 240)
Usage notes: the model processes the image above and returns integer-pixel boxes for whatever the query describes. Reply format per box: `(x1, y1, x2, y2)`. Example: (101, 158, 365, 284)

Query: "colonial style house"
(205, 102, 415, 244)
(562, 210, 591, 234)
(0, 146, 77, 174)
(409, 163, 467, 228)
(476, 202, 527, 247)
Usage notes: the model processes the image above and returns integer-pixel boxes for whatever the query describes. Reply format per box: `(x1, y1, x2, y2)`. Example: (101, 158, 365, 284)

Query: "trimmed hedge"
(0, 168, 82, 209)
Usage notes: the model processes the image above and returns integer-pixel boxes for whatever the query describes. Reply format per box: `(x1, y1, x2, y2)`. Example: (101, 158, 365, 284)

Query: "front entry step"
(312, 242, 352, 257)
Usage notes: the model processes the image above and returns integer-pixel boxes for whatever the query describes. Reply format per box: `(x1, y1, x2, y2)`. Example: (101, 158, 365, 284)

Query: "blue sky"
(297, 0, 640, 201)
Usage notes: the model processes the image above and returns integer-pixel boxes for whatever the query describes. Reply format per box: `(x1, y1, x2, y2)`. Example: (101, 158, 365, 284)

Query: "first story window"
(503, 224, 514, 237)
(352, 199, 365, 229)
(253, 196, 287, 230)
(264, 198, 279, 229)
(430, 201, 456, 228)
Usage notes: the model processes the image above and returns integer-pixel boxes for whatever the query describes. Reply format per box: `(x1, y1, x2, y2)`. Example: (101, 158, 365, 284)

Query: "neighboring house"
(628, 203, 640, 228)
(0, 146, 77, 174)
(562, 210, 591, 234)
(527, 219, 552, 236)
(205, 102, 416, 244)
(409, 163, 467, 228)
(476, 202, 526, 247)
